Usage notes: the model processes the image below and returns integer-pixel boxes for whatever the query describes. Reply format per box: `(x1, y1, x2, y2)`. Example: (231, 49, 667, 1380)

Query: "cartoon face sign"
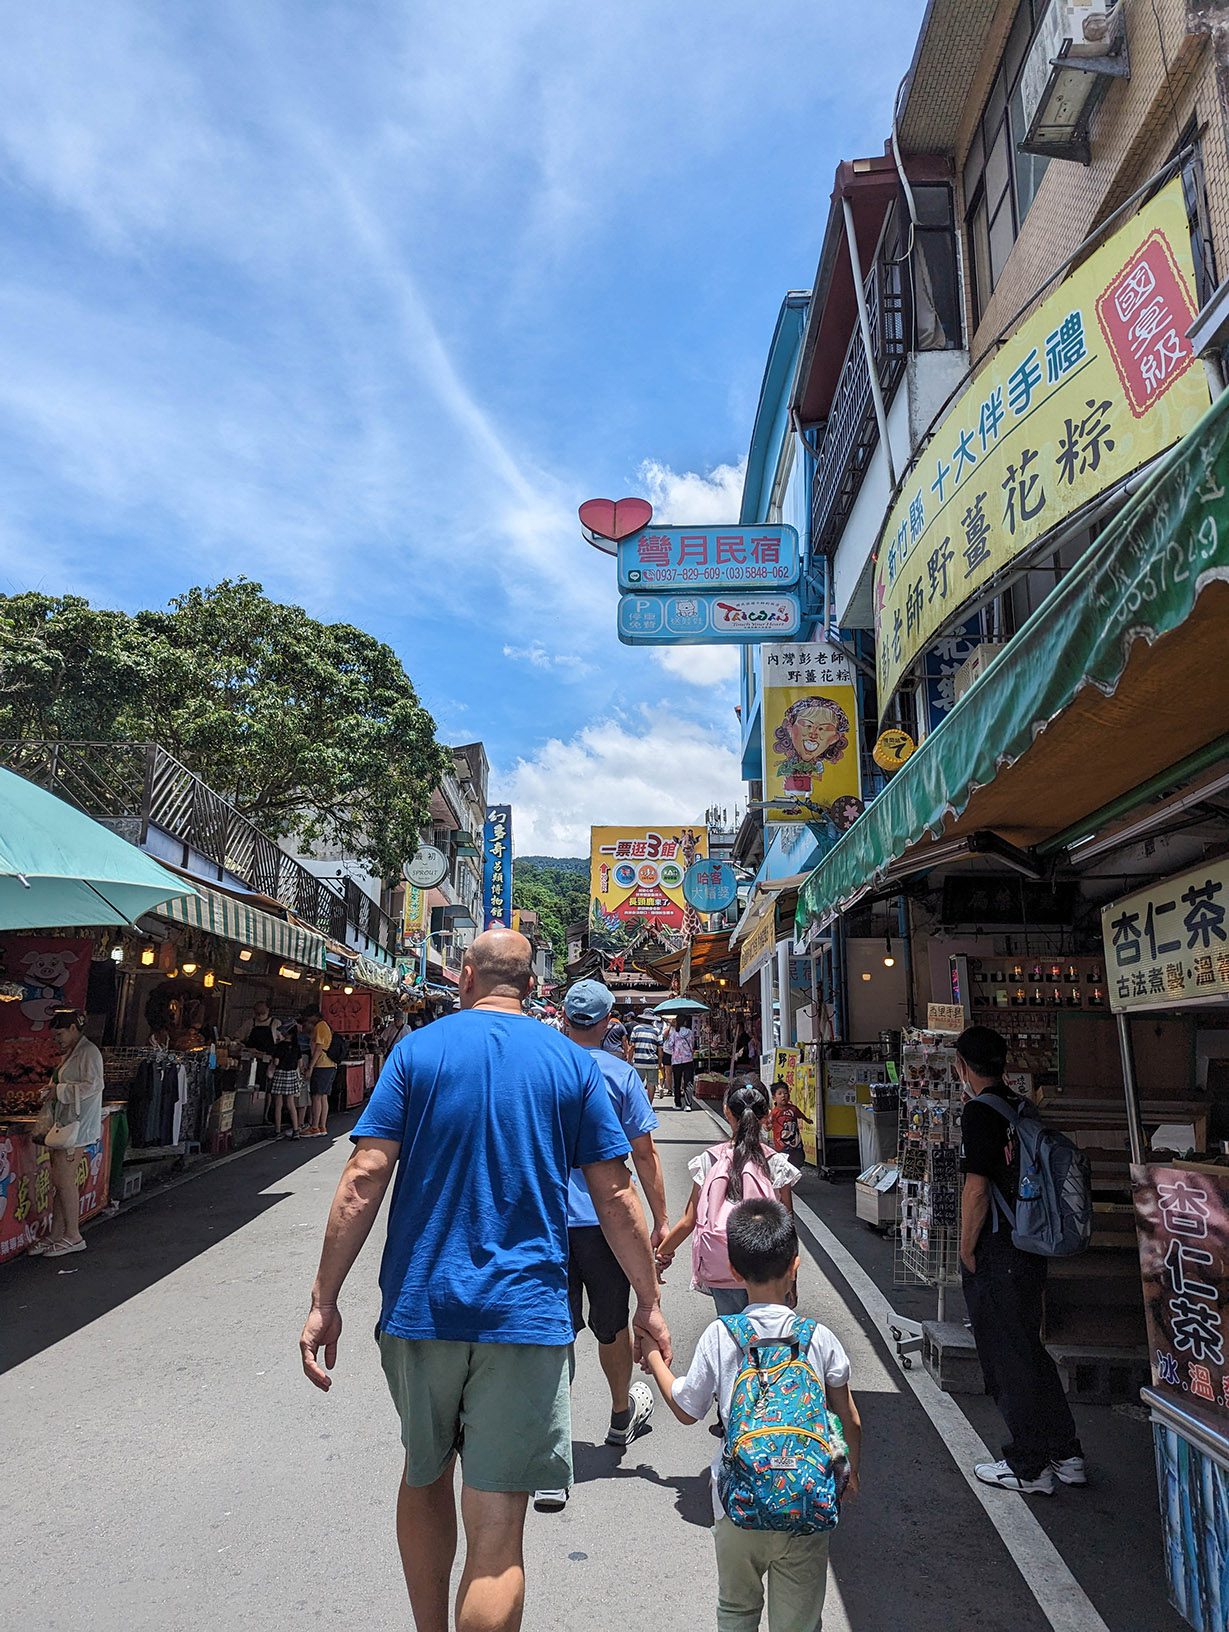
(21, 949, 79, 989)
(788, 703, 840, 760)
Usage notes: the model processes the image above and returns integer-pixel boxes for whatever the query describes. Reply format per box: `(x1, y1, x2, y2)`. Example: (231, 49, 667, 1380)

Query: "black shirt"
(961, 1084, 1022, 1219)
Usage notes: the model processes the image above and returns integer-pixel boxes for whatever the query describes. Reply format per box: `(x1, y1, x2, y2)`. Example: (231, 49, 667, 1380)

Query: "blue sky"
(0, 0, 924, 853)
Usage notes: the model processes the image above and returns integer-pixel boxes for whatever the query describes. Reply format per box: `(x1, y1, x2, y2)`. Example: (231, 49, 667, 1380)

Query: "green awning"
(159, 882, 326, 970)
(797, 387, 1229, 932)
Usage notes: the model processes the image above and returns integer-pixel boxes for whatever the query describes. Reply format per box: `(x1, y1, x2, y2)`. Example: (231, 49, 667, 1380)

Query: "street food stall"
(1102, 857, 1229, 1631)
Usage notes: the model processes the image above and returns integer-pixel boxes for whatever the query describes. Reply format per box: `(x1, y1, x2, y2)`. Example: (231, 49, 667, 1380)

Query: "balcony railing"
(811, 255, 908, 559)
(0, 740, 399, 958)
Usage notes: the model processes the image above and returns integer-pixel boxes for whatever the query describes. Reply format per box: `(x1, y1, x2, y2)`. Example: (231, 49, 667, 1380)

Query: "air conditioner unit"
(1019, 0, 1127, 164)
(952, 642, 1003, 702)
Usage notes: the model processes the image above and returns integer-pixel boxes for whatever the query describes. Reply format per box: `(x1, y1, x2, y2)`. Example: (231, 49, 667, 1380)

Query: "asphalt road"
(0, 1104, 1184, 1631)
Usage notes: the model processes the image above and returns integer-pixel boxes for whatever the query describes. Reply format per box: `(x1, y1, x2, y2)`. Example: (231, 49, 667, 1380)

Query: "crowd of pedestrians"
(299, 941, 1090, 1631)
(300, 931, 860, 1632)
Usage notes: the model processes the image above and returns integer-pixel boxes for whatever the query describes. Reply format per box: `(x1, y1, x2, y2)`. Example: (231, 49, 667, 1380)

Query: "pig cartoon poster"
(0, 936, 91, 1039)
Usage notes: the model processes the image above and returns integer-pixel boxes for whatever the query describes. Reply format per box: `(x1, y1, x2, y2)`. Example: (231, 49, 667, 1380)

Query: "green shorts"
(378, 1332, 573, 1493)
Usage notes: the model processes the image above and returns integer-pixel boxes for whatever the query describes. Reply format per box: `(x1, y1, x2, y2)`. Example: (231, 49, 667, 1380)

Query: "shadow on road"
(573, 1438, 712, 1527)
(0, 1115, 356, 1375)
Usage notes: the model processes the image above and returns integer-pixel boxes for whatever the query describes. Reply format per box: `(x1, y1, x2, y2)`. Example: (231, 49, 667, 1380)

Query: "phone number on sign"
(638, 565, 791, 584)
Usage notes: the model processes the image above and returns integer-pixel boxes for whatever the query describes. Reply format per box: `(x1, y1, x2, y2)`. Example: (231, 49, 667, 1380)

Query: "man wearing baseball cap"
(534, 979, 668, 1513)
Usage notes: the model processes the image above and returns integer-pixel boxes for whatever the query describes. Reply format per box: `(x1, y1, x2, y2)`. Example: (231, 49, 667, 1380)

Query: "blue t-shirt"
(567, 1049, 659, 1230)
(352, 1009, 630, 1346)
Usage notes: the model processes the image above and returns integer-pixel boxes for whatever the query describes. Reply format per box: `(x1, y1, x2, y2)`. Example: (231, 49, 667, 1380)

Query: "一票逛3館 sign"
(873, 177, 1209, 708)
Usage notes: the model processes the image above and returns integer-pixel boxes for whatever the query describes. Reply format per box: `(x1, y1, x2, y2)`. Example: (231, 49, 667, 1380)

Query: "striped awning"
(159, 882, 326, 970)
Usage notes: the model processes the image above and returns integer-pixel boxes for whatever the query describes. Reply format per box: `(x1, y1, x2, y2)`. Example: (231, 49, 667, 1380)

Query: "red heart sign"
(578, 497, 653, 542)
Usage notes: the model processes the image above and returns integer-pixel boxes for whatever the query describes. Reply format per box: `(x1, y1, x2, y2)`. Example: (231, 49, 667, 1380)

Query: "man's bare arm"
(629, 1131, 668, 1249)
(584, 1155, 672, 1367)
(960, 1173, 990, 1272)
(300, 1138, 398, 1390)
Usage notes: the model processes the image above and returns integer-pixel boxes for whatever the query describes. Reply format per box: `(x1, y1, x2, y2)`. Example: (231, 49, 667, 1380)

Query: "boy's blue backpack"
(717, 1315, 844, 1534)
(979, 1092, 1092, 1258)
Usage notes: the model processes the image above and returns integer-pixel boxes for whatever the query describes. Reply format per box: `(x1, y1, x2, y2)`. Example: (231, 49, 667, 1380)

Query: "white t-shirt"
(672, 1303, 851, 1522)
(688, 1145, 801, 1193)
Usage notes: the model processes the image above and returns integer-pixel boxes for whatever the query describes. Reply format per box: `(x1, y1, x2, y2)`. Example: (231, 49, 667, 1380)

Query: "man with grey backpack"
(956, 1026, 1090, 1497)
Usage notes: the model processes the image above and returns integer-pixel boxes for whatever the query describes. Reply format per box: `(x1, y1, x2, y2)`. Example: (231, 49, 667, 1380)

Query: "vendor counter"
(0, 1106, 116, 1263)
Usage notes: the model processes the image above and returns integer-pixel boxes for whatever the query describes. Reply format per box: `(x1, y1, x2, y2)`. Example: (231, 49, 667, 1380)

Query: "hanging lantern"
(873, 728, 917, 772)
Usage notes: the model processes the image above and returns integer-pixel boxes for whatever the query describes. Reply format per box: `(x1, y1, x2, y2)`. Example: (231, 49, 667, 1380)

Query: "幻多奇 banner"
(874, 177, 1209, 707)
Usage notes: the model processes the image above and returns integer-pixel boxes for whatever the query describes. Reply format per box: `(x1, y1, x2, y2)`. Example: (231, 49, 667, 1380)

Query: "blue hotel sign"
(617, 525, 800, 592)
(618, 590, 802, 646)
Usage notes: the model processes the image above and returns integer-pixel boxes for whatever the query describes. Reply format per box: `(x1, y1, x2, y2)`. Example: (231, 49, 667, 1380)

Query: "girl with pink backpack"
(655, 1083, 802, 1314)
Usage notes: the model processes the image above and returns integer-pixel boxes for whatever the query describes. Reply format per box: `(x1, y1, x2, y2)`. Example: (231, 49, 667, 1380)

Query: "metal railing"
(811, 255, 908, 558)
(0, 740, 399, 957)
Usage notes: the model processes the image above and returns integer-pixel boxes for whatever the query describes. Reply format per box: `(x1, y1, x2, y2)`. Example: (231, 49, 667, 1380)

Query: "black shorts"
(568, 1226, 631, 1345)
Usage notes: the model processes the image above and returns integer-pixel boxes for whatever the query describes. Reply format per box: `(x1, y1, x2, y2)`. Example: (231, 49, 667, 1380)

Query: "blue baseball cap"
(564, 980, 616, 1026)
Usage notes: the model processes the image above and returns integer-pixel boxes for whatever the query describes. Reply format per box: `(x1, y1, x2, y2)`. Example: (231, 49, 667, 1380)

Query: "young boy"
(770, 1080, 813, 1171)
(641, 1198, 860, 1632)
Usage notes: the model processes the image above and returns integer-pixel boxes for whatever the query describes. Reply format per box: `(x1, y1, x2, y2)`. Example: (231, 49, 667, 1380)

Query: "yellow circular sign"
(873, 728, 916, 772)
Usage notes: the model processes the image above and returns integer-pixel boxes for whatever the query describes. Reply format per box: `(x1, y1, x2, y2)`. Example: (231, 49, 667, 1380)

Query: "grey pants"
(714, 1516, 829, 1631)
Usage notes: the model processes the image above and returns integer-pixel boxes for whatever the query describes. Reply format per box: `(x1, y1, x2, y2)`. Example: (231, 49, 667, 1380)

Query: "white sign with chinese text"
(1103, 859, 1229, 1012)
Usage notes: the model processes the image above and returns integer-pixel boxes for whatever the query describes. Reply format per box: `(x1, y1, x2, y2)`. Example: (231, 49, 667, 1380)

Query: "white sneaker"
(606, 1379, 655, 1446)
(974, 1459, 1056, 1495)
(1051, 1454, 1087, 1486)
(533, 1488, 568, 1513)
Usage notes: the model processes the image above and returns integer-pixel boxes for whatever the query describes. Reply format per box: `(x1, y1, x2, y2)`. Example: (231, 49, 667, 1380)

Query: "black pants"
(961, 1228, 1080, 1479)
(673, 1059, 696, 1108)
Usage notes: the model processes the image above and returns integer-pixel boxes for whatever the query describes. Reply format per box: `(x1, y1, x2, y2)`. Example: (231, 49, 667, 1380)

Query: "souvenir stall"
(1099, 858, 1229, 1632)
(320, 981, 376, 1108)
(0, 931, 120, 1262)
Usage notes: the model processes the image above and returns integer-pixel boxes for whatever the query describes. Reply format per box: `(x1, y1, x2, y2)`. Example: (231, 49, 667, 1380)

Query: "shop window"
(964, 0, 1050, 326)
(1177, 123, 1218, 307)
(884, 185, 963, 352)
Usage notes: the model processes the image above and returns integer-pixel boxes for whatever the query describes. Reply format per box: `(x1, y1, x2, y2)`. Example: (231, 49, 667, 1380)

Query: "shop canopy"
(797, 387, 1229, 933)
(159, 879, 326, 971)
(353, 955, 400, 993)
(0, 766, 194, 930)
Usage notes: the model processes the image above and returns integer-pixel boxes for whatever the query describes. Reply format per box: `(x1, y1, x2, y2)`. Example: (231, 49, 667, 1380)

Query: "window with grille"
(964, 0, 1051, 327)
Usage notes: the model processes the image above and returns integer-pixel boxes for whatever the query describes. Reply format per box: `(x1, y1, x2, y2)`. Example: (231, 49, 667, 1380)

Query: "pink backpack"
(692, 1142, 778, 1289)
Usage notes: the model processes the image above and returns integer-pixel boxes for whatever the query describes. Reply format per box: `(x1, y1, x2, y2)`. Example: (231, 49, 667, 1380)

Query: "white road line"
(791, 1189, 1112, 1632)
(691, 1102, 1110, 1632)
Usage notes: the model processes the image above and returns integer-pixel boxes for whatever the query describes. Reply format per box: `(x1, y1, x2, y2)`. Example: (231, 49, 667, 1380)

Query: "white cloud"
(638, 456, 747, 526)
(499, 710, 745, 856)
(653, 645, 741, 686)
(502, 642, 594, 677)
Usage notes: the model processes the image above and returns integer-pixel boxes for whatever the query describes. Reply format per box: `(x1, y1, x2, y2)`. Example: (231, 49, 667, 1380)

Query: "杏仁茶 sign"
(874, 177, 1209, 706)
(1103, 859, 1229, 1012)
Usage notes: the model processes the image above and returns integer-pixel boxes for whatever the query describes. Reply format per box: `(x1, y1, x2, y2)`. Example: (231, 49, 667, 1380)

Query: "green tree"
(0, 580, 447, 879)
(512, 858, 589, 966)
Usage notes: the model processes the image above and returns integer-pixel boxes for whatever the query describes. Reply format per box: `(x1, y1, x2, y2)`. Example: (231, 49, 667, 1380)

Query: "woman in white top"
(31, 1009, 105, 1259)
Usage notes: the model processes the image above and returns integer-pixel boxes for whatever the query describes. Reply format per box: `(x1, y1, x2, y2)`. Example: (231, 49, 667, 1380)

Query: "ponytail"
(725, 1082, 770, 1201)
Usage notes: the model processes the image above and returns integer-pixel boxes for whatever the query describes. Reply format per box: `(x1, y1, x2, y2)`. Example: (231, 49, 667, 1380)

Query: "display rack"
(888, 1030, 964, 1363)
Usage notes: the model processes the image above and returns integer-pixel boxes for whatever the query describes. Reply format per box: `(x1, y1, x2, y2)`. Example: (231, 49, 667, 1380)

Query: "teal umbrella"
(0, 766, 196, 929)
(651, 996, 711, 1016)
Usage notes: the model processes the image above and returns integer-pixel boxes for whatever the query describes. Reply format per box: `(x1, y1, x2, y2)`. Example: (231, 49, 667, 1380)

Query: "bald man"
(301, 928, 668, 1632)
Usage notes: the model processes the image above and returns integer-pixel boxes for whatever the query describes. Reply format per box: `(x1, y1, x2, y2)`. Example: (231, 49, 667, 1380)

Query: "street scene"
(6, 2, 1229, 1631)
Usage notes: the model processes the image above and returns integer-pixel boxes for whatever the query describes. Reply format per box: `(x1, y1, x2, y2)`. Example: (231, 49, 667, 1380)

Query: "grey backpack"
(978, 1093, 1092, 1258)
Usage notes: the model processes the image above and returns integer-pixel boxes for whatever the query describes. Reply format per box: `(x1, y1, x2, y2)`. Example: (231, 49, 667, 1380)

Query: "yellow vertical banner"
(761, 643, 862, 824)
